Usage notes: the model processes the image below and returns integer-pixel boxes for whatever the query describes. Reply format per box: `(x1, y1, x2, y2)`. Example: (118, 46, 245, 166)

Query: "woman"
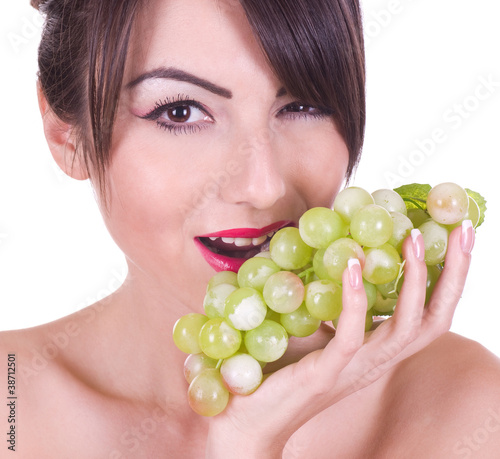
(2, 0, 499, 457)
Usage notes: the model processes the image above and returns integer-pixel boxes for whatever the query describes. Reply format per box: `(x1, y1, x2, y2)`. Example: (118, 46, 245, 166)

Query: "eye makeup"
(137, 92, 333, 135)
(277, 102, 334, 121)
(139, 94, 215, 135)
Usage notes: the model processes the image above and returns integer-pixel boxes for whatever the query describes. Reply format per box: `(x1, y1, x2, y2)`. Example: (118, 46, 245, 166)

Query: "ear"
(37, 82, 89, 181)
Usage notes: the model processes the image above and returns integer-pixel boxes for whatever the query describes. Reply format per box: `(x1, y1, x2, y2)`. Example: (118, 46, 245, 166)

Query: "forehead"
(124, 0, 272, 84)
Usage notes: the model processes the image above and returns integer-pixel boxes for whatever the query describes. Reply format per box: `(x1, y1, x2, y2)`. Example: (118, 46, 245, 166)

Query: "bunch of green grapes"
(173, 182, 486, 416)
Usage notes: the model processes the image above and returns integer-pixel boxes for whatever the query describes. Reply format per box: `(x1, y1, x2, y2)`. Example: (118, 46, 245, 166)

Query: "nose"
(221, 127, 286, 209)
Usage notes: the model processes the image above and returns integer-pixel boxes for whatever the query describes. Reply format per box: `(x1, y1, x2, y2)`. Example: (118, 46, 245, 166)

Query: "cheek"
(106, 121, 207, 220)
(98, 139, 195, 263)
(287, 126, 349, 208)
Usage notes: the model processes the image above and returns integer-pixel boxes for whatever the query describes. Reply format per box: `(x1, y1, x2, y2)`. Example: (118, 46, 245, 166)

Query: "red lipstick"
(200, 221, 292, 239)
(195, 220, 293, 272)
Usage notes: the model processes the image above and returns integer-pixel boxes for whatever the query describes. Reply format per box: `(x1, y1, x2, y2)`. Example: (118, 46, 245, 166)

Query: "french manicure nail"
(461, 219, 475, 254)
(348, 258, 362, 290)
(411, 228, 425, 262)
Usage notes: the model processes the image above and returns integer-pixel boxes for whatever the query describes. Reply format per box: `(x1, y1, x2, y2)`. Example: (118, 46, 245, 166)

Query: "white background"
(1, 1, 499, 357)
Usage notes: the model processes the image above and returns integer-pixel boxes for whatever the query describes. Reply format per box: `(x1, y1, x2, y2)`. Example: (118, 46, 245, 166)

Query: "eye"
(160, 104, 209, 124)
(279, 102, 333, 119)
(283, 103, 317, 114)
(141, 96, 215, 134)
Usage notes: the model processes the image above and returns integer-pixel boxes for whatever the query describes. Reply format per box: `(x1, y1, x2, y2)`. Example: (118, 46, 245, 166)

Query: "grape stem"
(297, 266, 315, 283)
(216, 359, 223, 370)
(389, 260, 406, 295)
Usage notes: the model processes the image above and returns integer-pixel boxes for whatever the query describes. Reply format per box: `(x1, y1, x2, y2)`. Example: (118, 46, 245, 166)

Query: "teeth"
(207, 230, 277, 247)
(235, 238, 252, 247)
(252, 235, 267, 245)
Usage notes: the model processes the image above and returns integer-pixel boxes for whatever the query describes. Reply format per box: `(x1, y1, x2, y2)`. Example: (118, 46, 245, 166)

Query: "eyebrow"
(276, 87, 287, 98)
(126, 66, 233, 99)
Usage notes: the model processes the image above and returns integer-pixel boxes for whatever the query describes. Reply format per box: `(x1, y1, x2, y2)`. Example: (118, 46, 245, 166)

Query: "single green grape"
(333, 186, 375, 222)
(418, 219, 449, 265)
(188, 369, 229, 417)
(224, 287, 267, 331)
(237, 257, 280, 291)
(269, 227, 313, 270)
(388, 211, 414, 253)
(173, 313, 209, 354)
(280, 303, 321, 337)
(304, 279, 343, 321)
(298, 207, 348, 249)
(263, 271, 305, 314)
(220, 353, 263, 395)
(362, 243, 401, 285)
(323, 237, 365, 282)
(244, 320, 289, 362)
(426, 182, 469, 225)
(350, 204, 394, 248)
(198, 318, 242, 359)
(372, 189, 408, 215)
(207, 271, 239, 291)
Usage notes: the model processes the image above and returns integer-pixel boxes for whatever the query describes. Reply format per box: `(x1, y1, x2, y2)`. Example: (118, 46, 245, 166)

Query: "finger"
(423, 220, 474, 333)
(362, 229, 428, 366)
(390, 228, 428, 338)
(295, 258, 367, 398)
(323, 258, 367, 365)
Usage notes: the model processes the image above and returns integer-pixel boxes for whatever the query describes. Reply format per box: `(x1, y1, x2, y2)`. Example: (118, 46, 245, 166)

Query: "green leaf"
(393, 183, 432, 211)
(465, 188, 487, 228)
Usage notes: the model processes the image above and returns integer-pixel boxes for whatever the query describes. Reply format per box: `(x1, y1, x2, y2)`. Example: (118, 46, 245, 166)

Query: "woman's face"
(103, 0, 349, 310)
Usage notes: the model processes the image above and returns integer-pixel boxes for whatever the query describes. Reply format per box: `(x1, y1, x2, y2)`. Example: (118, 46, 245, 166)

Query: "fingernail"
(461, 219, 475, 254)
(411, 228, 425, 262)
(348, 258, 362, 290)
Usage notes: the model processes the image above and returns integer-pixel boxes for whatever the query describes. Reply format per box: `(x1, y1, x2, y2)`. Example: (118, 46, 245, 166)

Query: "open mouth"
(194, 220, 294, 272)
(198, 232, 275, 259)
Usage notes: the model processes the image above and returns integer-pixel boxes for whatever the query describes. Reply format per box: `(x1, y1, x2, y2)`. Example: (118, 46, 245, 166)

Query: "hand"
(206, 223, 474, 458)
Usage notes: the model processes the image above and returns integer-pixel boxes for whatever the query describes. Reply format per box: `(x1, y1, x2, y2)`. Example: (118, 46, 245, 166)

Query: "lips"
(195, 220, 293, 272)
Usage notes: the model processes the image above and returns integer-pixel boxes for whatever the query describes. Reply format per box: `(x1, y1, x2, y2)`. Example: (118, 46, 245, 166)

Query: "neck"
(74, 263, 204, 409)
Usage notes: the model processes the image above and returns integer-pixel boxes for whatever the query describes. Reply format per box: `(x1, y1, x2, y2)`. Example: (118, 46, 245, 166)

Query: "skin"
(2, 1, 500, 457)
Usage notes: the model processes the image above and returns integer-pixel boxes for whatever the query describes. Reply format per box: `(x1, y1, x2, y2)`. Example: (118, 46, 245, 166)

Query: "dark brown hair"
(33, 0, 140, 197)
(32, 0, 365, 196)
(240, 0, 365, 179)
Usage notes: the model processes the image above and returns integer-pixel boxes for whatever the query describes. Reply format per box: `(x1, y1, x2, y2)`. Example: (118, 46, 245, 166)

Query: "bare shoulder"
(375, 332, 500, 458)
(0, 312, 133, 457)
(0, 308, 98, 390)
(0, 310, 201, 458)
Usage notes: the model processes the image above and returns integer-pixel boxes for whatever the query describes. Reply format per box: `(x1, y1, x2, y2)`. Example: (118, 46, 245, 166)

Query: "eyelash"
(142, 94, 213, 135)
(278, 103, 333, 120)
(141, 95, 333, 135)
